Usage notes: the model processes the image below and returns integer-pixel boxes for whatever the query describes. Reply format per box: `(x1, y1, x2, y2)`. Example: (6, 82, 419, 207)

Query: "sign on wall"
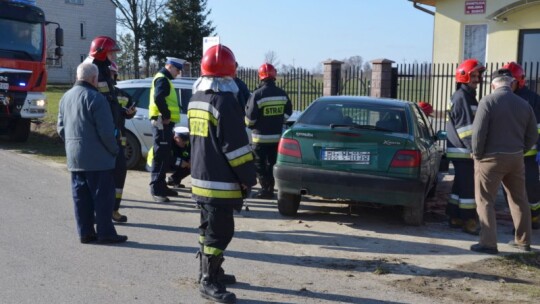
(465, 0, 486, 15)
(203, 36, 220, 55)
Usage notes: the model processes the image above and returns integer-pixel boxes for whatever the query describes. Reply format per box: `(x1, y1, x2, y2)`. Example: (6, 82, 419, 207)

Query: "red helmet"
(89, 36, 121, 61)
(258, 63, 277, 81)
(418, 101, 434, 117)
(502, 62, 526, 88)
(455, 59, 485, 83)
(200, 44, 236, 77)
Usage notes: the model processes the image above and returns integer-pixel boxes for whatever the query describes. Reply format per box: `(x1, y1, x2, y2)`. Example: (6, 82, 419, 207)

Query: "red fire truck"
(0, 0, 63, 142)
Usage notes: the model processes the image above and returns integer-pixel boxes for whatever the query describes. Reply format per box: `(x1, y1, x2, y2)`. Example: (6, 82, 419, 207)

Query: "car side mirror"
(435, 130, 447, 141)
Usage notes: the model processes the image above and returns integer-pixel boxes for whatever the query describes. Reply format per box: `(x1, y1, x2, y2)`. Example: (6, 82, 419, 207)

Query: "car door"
(411, 104, 441, 190)
(125, 87, 153, 152)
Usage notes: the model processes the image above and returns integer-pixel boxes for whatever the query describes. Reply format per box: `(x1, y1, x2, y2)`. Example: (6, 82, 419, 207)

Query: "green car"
(273, 96, 445, 225)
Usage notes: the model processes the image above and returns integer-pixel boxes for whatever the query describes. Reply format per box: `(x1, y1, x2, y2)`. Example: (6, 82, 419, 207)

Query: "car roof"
(117, 77, 196, 89)
(314, 95, 413, 108)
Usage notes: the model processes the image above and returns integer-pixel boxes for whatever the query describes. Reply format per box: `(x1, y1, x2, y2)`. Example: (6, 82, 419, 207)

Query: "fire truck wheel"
(8, 118, 31, 142)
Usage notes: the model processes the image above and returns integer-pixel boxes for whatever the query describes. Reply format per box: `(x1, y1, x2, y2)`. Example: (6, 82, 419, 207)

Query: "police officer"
(446, 58, 485, 235)
(188, 44, 256, 303)
(84, 36, 132, 223)
(245, 63, 292, 199)
(166, 126, 191, 188)
(148, 57, 184, 202)
(503, 62, 540, 230)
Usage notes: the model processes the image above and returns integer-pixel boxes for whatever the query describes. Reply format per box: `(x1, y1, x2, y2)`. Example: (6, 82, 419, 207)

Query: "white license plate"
(0, 82, 8, 90)
(322, 150, 370, 163)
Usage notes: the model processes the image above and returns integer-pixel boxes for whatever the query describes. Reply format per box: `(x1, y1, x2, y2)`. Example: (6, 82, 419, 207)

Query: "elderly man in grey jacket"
(57, 62, 127, 244)
(471, 69, 538, 254)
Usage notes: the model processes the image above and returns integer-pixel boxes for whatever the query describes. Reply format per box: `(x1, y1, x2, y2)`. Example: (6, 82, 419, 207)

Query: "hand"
(125, 106, 137, 115)
(162, 118, 171, 125)
(241, 184, 251, 199)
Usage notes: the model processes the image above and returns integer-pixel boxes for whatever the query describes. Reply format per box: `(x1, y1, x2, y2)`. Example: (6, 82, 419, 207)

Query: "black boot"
(200, 254, 237, 303)
(198, 245, 236, 285)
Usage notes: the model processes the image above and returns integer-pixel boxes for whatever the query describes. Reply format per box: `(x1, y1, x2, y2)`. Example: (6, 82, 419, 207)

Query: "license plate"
(0, 82, 8, 90)
(322, 150, 370, 163)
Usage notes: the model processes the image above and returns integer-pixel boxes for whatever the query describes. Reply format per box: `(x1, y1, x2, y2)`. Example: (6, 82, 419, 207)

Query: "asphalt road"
(1, 149, 537, 304)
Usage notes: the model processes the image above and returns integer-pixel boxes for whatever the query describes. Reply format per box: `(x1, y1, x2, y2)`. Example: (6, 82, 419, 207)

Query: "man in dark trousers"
(445, 58, 485, 235)
(245, 63, 292, 199)
(57, 62, 127, 244)
(84, 36, 133, 223)
(148, 57, 184, 202)
(471, 69, 537, 254)
(188, 44, 256, 303)
(503, 62, 540, 230)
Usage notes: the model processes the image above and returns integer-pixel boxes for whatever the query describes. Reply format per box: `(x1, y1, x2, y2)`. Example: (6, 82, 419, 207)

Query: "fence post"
(323, 60, 343, 96)
(370, 58, 394, 98)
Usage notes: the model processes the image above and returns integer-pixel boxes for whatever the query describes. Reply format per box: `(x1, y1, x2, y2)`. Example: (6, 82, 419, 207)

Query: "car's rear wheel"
(124, 131, 142, 170)
(402, 196, 425, 226)
(277, 192, 301, 216)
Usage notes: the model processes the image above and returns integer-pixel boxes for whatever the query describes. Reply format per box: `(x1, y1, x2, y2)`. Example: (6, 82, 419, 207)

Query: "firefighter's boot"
(112, 210, 127, 223)
(532, 216, 539, 230)
(462, 218, 480, 235)
(198, 245, 236, 285)
(200, 254, 237, 303)
(448, 218, 463, 229)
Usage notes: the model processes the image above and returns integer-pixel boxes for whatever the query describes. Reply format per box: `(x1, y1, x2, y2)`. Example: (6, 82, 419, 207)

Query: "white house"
(36, 0, 117, 83)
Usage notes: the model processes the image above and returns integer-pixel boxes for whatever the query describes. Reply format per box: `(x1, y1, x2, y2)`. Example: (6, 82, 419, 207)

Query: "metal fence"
(237, 68, 323, 111)
(395, 61, 540, 133)
(339, 65, 370, 96)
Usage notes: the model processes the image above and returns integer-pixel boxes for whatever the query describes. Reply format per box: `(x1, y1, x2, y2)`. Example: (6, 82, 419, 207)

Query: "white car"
(116, 77, 196, 169)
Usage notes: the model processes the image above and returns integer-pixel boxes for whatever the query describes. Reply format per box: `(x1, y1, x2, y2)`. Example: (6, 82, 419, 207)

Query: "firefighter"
(84, 36, 133, 223)
(245, 63, 293, 199)
(148, 57, 184, 202)
(503, 62, 540, 230)
(446, 58, 485, 235)
(188, 44, 256, 303)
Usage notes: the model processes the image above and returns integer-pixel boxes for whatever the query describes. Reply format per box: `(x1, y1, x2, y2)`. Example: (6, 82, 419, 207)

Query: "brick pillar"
(370, 58, 394, 98)
(323, 60, 343, 96)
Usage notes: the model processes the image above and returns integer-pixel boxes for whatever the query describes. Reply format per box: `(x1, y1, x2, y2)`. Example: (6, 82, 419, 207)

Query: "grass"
(0, 85, 70, 163)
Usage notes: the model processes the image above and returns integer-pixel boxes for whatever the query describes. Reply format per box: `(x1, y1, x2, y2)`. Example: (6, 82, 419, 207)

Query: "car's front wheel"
(277, 192, 301, 216)
(402, 196, 425, 226)
(124, 131, 142, 169)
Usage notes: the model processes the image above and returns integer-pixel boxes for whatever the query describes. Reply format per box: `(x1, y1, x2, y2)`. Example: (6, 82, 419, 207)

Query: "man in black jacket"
(245, 63, 292, 199)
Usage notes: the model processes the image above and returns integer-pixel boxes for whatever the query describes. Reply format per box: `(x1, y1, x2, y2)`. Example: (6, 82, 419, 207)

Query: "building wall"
(431, 0, 540, 63)
(36, 0, 116, 84)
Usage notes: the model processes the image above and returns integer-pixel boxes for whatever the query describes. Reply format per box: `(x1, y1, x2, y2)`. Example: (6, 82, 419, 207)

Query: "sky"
(205, 0, 435, 70)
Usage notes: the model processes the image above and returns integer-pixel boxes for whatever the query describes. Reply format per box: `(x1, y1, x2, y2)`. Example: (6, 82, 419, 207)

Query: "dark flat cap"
(491, 68, 514, 80)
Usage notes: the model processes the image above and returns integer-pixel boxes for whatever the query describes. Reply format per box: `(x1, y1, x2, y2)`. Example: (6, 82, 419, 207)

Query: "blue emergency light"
(19, 82, 27, 87)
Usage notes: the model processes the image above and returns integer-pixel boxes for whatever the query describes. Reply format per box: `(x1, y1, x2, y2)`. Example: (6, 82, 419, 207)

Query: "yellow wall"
(430, 0, 540, 63)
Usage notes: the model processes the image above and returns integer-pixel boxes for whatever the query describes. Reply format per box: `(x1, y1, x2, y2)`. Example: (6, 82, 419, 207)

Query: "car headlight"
(30, 99, 47, 107)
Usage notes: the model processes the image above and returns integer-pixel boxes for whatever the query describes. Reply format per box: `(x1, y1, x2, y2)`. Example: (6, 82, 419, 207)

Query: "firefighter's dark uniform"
(84, 57, 132, 215)
(516, 86, 540, 228)
(245, 79, 292, 197)
(145, 135, 191, 186)
(446, 83, 478, 231)
(188, 84, 256, 284)
(148, 68, 180, 197)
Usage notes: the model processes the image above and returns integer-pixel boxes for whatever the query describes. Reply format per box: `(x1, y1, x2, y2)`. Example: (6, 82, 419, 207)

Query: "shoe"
(462, 219, 480, 235)
(508, 240, 531, 252)
(97, 235, 128, 244)
(165, 187, 178, 197)
(166, 177, 177, 186)
(470, 243, 498, 254)
(532, 216, 539, 230)
(448, 218, 463, 229)
(152, 195, 170, 203)
(112, 210, 127, 223)
(80, 234, 97, 244)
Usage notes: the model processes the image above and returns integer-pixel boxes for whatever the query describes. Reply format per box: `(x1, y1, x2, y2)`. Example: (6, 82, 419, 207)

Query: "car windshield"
(297, 101, 408, 133)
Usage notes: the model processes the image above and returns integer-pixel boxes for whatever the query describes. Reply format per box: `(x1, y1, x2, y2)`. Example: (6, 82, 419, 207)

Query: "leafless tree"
(264, 50, 280, 67)
(109, 0, 166, 78)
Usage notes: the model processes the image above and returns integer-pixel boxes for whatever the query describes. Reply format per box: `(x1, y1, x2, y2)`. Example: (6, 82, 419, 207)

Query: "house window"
(518, 29, 540, 82)
(80, 22, 86, 39)
(463, 24, 487, 63)
(66, 0, 84, 4)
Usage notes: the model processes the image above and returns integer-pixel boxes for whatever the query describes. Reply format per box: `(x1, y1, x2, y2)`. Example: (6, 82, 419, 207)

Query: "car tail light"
(390, 150, 421, 167)
(278, 138, 301, 158)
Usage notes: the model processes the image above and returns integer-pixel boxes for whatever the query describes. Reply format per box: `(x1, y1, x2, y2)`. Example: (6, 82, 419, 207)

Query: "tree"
(109, 0, 166, 78)
(264, 50, 280, 66)
(116, 33, 135, 79)
(342, 55, 364, 71)
(162, 0, 216, 73)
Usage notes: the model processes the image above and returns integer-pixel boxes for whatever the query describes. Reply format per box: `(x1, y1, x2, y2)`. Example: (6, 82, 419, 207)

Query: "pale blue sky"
(206, 0, 435, 70)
